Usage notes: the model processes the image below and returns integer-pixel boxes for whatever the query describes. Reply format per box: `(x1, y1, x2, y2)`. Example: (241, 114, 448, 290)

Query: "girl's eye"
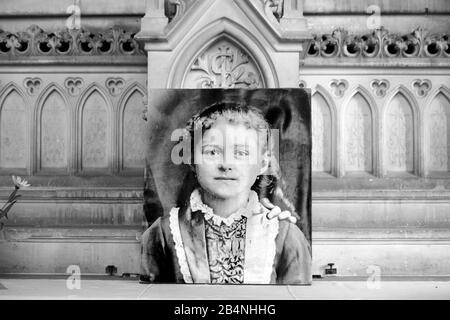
(235, 149, 249, 158)
(203, 148, 221, 157)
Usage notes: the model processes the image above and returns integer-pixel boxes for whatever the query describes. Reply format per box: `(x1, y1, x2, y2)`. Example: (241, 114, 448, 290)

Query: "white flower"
(12, 175, 30, 189)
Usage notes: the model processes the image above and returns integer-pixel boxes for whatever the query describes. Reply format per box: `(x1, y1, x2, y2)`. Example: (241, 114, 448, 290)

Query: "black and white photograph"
(0, 0, 449, 311)
(141, 89, 311, 284)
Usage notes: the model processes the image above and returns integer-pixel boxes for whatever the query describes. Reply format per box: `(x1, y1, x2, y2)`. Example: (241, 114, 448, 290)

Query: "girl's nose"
(218, 162, 233, 171)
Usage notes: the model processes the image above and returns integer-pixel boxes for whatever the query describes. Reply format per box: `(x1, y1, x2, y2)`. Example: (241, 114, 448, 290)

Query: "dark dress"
(140, 190, 311, 284)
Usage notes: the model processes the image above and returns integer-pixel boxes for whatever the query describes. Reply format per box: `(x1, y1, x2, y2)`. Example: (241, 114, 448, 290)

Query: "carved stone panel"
(312, 92, 332, 173)
(183, 39, 263, 89)
(81, 90, 109, 169)
(0, 25, 145, 57)
(40, 90, 68, 169)
(386, 93, 414, 172)
(122, 89, 146, 169)
(307, 27, 450, 59)
(0, 89, 27, 168)
(23, 77, 42, 95)
(345, 93, 373, 173)
(330, 79, 348, 97)
(427, 93, 450, 172)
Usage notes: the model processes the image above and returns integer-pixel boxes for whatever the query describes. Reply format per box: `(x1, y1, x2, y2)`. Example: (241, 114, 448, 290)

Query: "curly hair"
(183, 102, 272, 163)
(174, 102, 293, 211)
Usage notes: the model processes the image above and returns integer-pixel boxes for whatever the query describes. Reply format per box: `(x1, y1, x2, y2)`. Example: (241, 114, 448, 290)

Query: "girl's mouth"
(214, 177, 237, 181)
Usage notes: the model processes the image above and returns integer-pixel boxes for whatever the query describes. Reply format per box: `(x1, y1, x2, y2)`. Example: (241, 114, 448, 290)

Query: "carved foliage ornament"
(189, 43, 261, 89)
(264, 0, 284, 22)
(165, 0, 197, 23)
(308, 27, 450, 58)
(164, 0, 285, 23)
(0, 25, 144, 57)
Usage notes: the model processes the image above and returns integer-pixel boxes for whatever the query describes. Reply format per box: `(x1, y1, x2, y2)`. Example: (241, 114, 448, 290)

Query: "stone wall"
(0, 0, 449, 276)
(0, 23, 148, 274)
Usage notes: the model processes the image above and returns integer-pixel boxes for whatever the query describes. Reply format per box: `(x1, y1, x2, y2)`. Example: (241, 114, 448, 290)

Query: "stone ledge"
(313, 228, 450, 243)
(0, 240, 141, 274)
(0, 278, 449, 299)
(1, 226, 144, 242)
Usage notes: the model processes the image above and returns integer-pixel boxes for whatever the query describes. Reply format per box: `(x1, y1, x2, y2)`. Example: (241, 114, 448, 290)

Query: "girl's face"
(194, 118, 267, 200)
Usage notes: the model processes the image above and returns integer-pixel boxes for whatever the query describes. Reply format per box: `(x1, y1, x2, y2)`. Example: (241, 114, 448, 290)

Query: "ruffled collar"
(190, 188, 263, 226)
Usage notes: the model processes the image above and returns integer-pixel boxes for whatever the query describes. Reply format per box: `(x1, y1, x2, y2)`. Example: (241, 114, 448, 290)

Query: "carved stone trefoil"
(23, 77, 42, 95)
(412, 79, 432, 97)
(370, 79, 390, 97)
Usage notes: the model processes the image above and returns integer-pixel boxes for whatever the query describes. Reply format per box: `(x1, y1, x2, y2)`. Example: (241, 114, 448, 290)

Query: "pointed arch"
(0, 82, 29, 112)
(75, 82, 112, 116)
(342, 85, 379, 122)
(168, 17, 277, 88)
(311, 85, 337, 175)
(383, 85, 419, 120)
(35, 82, 70, 112)
(424, 85, 450, 174)
(117, 82, 147, 172)
(383, 85, 419, 174)
(76, 83, 112, 172)
(425, 85, 450, 113)
(341, 85, 378, 175)
(0, 82, 29, 170)
(117, 82, 147, 117)
(312, 84, 338, 119)
(35, 83, 71, 172)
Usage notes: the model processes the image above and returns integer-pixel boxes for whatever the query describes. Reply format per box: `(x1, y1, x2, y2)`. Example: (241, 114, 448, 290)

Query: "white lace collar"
(189, 188, 263, 226)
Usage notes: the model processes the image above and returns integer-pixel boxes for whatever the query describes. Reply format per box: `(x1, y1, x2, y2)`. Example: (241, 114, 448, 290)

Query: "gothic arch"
(424, 85, 450, 113)
(311, 85, 337, 175)
(383, 85, 419, 120)
(0, 82, 29, 112)
(168, 18, 278, 88)
(423, 85, 450, 174)
(383, 85, 420, 175)
(35, 83, 70, 122)
(0, 82, 30, 171)
(117, 82, 147, 117)
(76, 82, 112, 116)
(34, 83, 71, 172)
(342, 85, 379, 123)
(312, 84, 338, 120)
(341, 85, 378, 175)
(117, 82, 147, 172)
(76, 83, 113, 172)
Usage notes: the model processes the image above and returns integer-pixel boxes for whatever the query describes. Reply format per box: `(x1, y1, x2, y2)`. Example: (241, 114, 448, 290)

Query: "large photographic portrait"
(141, 88, 311, 285)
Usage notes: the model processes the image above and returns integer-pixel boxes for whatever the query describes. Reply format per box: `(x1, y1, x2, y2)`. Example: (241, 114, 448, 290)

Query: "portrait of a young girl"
(141, 90, 312, 285)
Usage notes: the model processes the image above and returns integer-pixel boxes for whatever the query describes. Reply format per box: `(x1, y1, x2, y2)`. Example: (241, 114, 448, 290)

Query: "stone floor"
(0, 276, 449, 299)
